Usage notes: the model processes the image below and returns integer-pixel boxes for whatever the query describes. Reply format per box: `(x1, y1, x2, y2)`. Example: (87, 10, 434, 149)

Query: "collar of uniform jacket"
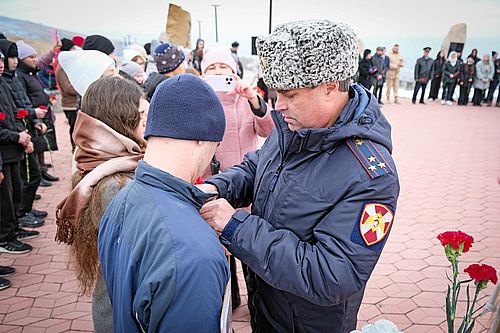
(134, 160, 217, 210)
(271, 84, 389, 154)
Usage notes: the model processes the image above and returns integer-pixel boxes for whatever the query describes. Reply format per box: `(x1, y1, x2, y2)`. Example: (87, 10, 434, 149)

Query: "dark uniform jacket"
(208, 84, 400, 332)
(414, 56, 434, 83)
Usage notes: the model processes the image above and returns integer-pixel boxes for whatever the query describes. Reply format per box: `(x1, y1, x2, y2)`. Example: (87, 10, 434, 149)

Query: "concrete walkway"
(1, 97, 499, 332)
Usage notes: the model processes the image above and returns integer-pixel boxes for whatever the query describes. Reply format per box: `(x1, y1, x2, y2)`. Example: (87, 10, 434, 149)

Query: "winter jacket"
(358, 58, 376, 89)
(144, 72, 167, 102)
(414, 56, 433, 83)
(493, 58, 500, 80)
(98, 161, 231, 333)
(202, 94, 274, 179)
(474, 60, 494, 90)
(0, 79, 24, 164)
(431, 56, 445, 79)
(55, 65, 78, 110)
(386, 51, 404, 79)
(371, 54, 386, 85)
(207, 84, 399, 332)
(459, 63, 475, 87)
(442, 61, 460, 84)
(16, 61, 58, 152)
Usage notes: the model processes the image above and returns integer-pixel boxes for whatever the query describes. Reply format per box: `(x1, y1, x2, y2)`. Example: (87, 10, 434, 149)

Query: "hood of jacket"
(0, 40, 17, 75)
(272, 83, 393, 156)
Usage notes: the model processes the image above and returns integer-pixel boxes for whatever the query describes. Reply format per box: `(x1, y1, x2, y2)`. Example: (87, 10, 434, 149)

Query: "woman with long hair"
(55, 77, 148, 333)
(428, 50, 445, 100)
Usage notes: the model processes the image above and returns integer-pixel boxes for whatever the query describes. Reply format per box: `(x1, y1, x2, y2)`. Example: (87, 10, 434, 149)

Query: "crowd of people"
(357, 44, 500, 107)
(2, 19, 495, 332)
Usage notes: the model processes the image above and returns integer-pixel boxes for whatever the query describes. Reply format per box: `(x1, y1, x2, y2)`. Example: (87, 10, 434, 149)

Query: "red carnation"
(464, 264, 498, 290)
(437, 230, 474, 253)
(50, 95, 57, 102)
(17, 109, 29, 119)
(38, 105, 48, 110)
(193, 176, 204, 185)
(0, 112, 5, 121)
(253, 86, 265, 98)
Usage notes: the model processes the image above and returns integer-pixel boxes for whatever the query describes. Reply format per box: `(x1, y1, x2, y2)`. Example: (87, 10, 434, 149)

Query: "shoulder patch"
(346, 138, 394, 179)
(351, 203, 394, 251)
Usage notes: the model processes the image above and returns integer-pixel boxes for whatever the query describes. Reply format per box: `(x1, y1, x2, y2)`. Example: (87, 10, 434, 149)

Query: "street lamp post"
(269, 0, 272, 34)
(197, 20, 202, 39)
(211, 4, 220, 42)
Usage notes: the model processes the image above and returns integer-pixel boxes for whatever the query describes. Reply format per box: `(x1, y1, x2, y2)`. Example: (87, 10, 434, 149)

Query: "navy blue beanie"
(144, 74, 226, 142)
(154, 43, 185, 74)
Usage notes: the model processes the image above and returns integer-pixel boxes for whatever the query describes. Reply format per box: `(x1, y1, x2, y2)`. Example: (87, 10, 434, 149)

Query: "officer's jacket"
(208, 84, 400, 333)
(414, 56, 434, 81)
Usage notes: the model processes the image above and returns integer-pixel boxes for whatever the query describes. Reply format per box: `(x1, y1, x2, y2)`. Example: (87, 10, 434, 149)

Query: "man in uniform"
(412, 47, 434, 104)
(199, 20, 400, 332)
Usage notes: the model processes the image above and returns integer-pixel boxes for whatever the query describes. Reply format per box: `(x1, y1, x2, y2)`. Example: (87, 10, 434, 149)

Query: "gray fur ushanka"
(256, 20, 359, 90)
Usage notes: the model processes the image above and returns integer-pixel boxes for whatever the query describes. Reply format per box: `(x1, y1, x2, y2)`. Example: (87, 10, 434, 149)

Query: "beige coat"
(386, 51, 405, 80)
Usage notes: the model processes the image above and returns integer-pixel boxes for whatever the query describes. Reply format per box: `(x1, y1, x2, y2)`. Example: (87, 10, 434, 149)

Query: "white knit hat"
(256, 20, 359, 90)
(58, 50, 114, 96)
(201, 45, 237, 74)
(16, 40, 37, 60)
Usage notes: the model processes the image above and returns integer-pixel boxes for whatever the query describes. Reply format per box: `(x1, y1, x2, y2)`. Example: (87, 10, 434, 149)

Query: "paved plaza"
(1, 97, 499, 332)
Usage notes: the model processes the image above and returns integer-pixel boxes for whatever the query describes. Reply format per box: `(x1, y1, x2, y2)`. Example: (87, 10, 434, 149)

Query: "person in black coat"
(441, 51, 461, 105)
(0, 51, 37, 257)
(358, 49, 377, 91)
(412, 47, 433, 104)
(458, 56, 475, 105)
(428, 50, 445, 100)
(15, 40, 59, 183)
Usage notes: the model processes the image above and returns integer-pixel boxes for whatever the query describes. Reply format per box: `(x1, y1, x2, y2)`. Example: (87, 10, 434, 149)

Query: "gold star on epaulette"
(355, 139, 365, 146)
(368, 165, 377, 172)
(378, 162, 386, 169)
(368, 156, 376, 163)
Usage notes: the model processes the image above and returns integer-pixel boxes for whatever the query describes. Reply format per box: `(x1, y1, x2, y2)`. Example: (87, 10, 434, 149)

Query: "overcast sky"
(2, 0, 500, 56)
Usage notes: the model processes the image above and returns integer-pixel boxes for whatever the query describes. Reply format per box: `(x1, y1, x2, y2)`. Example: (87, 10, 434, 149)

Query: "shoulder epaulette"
(346, 137, 394, 179)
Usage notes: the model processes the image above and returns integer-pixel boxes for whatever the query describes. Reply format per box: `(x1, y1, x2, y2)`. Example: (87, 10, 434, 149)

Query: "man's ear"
(324, 81, 340, 101)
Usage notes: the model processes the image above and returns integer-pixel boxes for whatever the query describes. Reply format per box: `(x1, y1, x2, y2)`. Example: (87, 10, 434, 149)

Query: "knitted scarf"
(55, 111, 144, 244)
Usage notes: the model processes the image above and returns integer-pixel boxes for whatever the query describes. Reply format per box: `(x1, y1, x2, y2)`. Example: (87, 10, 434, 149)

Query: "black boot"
(42, 171, 59, 182)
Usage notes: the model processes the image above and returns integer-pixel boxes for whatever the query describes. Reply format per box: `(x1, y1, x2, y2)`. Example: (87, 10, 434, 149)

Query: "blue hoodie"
(98, 161, 231, 332)
(207, 84, 400, 332)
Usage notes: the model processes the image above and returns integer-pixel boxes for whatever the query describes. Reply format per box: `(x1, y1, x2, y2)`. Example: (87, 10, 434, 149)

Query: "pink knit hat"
(201, 46, 237, 74)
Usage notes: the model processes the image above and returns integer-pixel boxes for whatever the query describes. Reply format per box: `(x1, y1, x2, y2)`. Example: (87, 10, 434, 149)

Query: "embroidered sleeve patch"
(351, 203, 394, 251)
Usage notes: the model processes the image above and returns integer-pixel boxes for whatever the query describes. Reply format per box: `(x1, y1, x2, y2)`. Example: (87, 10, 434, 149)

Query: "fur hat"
(16, 40, 37, 59)
(58, 50, 114, 96)
(153, 43, 185, 74)
(145, 74, 225, 142)
(256, 20, 359, 90)
(201, 46, 237, 74)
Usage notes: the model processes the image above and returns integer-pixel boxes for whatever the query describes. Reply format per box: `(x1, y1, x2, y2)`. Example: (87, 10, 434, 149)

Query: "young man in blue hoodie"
(199, 20, 400, 332)
(98, 74, 231, 332)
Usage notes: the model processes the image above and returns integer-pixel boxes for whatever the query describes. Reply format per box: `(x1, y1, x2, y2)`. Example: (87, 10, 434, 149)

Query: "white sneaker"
(441, 100, 446, 105)
(446, 101, 453, 106)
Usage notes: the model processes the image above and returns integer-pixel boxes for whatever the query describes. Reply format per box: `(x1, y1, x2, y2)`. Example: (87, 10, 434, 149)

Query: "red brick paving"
(1, 97, 499, 332)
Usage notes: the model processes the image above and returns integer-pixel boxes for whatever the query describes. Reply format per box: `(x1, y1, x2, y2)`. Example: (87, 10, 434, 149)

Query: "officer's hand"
(200, 199, 235, 235)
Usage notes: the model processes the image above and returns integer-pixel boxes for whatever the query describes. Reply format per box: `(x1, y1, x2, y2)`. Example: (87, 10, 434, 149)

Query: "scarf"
(448, 51, 458, 67)
(55, 111, 144, 244)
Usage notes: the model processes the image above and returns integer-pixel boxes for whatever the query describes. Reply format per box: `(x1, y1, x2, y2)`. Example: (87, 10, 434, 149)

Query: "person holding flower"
(0, 49, 36, 263)
(0, 39, 48, 228)
(15, 40, 60, 184)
